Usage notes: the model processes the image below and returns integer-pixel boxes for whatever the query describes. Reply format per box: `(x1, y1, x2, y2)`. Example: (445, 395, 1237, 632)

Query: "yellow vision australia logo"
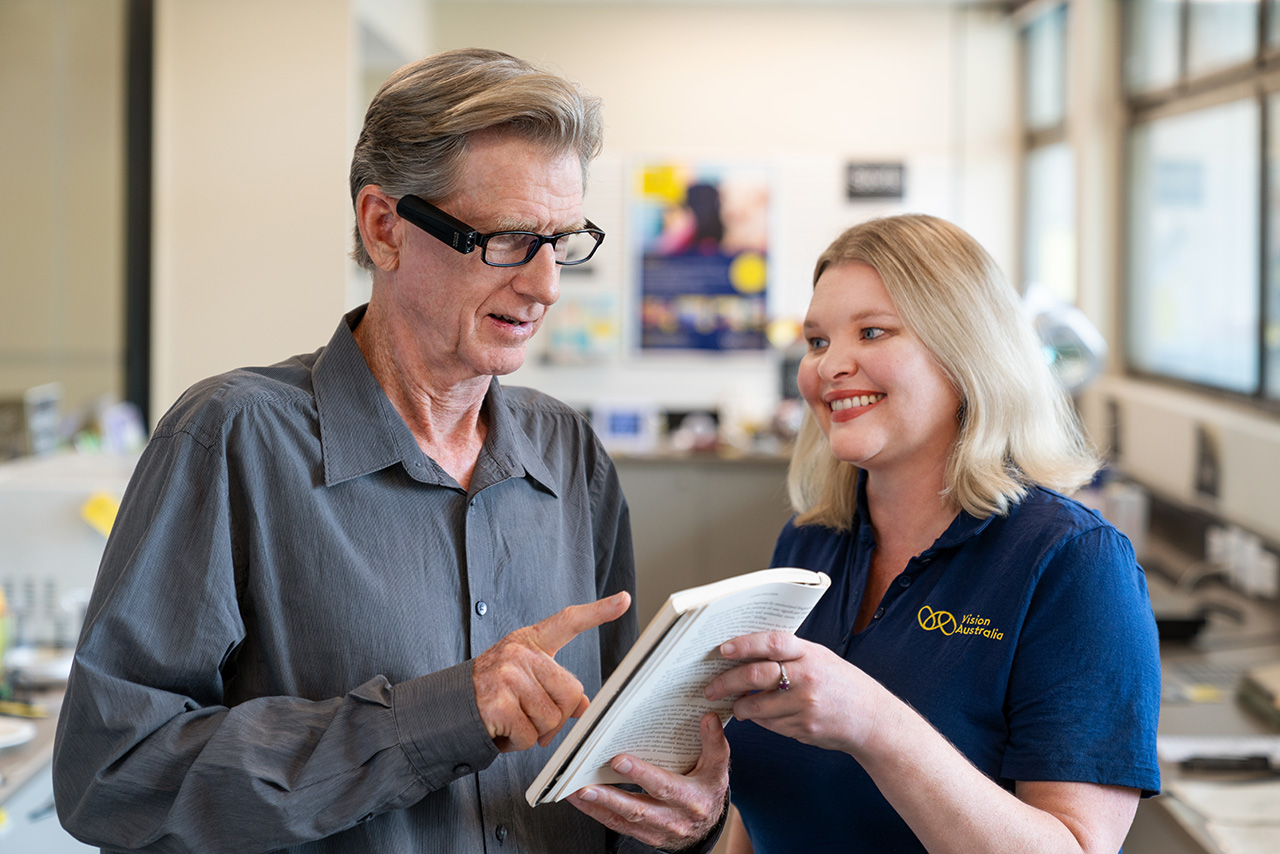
(917, 605, 1004, 640)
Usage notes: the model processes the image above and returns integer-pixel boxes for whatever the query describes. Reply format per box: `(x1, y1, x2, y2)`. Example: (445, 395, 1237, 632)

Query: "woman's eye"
(862, 327, 886, 341)
(807, 336, 829, 350)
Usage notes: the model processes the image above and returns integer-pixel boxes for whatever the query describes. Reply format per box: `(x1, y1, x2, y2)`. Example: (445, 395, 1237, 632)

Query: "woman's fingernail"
(721, 642, 735, 656)
(580, 787, 597, 802)
(614, 757, 633, 774)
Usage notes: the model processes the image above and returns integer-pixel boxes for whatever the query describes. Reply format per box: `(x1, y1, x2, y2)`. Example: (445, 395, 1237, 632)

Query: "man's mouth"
(491, 313, 532, 327)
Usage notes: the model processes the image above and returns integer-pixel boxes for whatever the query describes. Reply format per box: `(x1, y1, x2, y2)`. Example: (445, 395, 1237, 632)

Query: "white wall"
(151, 0, 353, 415)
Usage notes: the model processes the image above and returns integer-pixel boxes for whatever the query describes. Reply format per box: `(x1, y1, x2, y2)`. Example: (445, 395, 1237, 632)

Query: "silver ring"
(777, 661, 791, 691)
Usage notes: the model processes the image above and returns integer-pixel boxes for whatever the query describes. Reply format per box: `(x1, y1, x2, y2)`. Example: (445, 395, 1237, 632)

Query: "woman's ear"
(356, 185, 402, 271)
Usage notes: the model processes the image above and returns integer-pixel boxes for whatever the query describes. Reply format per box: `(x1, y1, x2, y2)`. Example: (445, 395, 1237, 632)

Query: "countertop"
(0, 688, 62, 807)
(1128, 537, 1280, 854)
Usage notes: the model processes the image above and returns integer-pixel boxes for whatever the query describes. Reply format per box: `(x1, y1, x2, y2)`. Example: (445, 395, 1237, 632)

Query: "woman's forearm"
(852, 684, 1137, 854)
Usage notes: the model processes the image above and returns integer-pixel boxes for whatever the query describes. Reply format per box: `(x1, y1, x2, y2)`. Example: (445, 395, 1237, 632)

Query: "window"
(1020, 2, 1076, 304)
(1123, 0, 1181, 94)
(1122, 0, 1278, 402)
(1024, 142, 1077, 303)
(1186, 0, 1258, 78)
(1126, 100, 1259, 392)
(1024, 3, 1068, 131)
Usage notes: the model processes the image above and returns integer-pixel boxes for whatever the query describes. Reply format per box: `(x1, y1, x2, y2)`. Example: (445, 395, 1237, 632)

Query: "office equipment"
(1238, 662, 1280, 729)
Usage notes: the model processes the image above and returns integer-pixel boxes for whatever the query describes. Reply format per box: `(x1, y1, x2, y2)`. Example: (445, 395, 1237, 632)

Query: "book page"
(544, 581, 824, 798)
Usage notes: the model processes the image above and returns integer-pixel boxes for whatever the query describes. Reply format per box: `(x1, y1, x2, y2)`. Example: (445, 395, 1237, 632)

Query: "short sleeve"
(1001, 525, 1161, 795)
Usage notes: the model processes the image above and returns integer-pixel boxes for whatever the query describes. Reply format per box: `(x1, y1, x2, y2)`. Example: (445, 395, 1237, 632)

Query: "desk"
(0, 690, 94, 850)
(1126, 552, 1280, 854)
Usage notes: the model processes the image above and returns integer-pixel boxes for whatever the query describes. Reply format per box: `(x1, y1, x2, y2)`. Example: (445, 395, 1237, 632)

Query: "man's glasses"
(396, 194, 605, 267)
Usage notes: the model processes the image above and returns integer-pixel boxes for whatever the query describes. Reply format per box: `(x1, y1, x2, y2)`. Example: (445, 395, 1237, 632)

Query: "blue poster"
(635, 163, 770, 351)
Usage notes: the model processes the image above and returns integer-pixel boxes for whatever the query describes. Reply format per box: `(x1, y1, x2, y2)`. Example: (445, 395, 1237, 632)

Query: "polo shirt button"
(897, 575, 912, 588)
(495, 825, 509, 843)
(873, 607, 885, 620)
(476, 600, 488, 616)
(453, 763, 472, 775)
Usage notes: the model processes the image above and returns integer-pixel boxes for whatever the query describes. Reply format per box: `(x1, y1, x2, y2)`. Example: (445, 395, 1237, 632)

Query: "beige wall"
(136, 0, 1280, 550)
(0, 0, 126, 415)
(425, 2, 1019, 414)
(148, 0, 1018, 430)
(151, 0, 352, 415)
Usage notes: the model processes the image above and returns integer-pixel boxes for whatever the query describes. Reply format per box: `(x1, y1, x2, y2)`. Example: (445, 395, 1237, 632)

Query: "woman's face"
(797, 261, 962, 480)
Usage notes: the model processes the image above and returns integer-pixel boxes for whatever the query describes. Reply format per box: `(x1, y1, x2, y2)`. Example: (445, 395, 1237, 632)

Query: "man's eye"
(488, 233, 530, 252)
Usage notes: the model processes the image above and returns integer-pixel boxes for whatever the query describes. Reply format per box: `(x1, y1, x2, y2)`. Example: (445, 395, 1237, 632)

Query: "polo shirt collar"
(853, 468, 994, 551)
(313, 305, 557, 496)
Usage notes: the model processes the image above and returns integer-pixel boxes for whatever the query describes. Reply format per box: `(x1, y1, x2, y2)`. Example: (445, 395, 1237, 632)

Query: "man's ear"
(356, 185, 402, 271)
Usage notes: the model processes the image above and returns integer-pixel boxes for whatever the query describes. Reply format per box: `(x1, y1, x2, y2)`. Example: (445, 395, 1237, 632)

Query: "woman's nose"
(817, 345, 855, 381)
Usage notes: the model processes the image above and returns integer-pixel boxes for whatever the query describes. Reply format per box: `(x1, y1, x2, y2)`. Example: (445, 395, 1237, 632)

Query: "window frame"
(1119, 0, 1280, 410)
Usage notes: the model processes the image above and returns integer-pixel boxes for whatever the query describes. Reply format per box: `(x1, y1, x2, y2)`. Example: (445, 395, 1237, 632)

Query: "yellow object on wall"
(80, 492, 120, 538)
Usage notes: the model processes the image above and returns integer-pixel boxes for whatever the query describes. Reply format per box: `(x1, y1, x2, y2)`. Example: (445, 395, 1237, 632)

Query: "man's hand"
(566, 712, 731, 851)
(473, 592, 631, 752)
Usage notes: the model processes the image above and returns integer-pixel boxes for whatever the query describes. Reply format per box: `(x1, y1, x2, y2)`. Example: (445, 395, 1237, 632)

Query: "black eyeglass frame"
(395, 194, 605, 267)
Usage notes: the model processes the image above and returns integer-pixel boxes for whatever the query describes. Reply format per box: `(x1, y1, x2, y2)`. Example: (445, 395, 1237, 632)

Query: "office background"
(4, 3, 1280, 851)
(5, 0, 1277, 549)
(4, 0, 1280, 563)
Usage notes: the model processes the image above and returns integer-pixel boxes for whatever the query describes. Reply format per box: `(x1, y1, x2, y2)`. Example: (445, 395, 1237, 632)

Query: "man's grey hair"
(349, 47, 604, 271)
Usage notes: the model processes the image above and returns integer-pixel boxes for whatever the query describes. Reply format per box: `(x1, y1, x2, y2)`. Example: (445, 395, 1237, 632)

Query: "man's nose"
(512, 244, 560, 306)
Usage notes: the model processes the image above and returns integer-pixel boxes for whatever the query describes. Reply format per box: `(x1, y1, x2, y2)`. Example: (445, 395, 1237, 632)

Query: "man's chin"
(481, 349, 530, 378)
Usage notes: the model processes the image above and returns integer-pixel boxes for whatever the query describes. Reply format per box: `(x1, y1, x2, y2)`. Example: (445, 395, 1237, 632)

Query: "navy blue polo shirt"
(726, 476, 1161, 853)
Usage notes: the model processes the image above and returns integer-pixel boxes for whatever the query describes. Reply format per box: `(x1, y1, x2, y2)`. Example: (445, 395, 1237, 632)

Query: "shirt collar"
(473, 382, 560, 498)
(313, 305, 558, 497)
(853, 468, 994, 551)
(313, 305, 411, 486)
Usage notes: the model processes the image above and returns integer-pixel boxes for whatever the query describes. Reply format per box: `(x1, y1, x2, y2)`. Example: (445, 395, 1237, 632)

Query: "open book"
(526, 567, 831, 806)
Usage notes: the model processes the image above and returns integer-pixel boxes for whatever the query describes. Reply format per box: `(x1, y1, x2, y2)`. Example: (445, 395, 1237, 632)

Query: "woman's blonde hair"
(789, 214, 1099, 530)
(349, 48, 603, 271)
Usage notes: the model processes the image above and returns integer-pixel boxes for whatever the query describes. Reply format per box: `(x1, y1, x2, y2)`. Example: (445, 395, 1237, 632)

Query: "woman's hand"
(704, 631, 887, 755)
(706, 633, 1142, 854)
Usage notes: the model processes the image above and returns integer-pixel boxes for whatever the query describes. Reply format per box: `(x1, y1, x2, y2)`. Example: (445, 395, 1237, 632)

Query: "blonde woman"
(707, 215, 1159, 853)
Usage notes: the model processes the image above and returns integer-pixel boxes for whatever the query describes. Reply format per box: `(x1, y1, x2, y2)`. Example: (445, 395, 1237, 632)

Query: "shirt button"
(495, 825, 509, 843)
(897, 575, 913, 588)
(453, 763, 472, 775)
(873, 607, 885, 620)
(476, 600, 488, 616)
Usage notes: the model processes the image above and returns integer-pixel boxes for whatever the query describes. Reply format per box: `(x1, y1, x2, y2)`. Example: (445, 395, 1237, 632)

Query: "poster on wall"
(633, 162, 771, 352)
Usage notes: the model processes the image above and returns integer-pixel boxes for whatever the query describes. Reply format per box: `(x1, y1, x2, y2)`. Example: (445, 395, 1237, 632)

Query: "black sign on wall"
(845, 162, 905, 200)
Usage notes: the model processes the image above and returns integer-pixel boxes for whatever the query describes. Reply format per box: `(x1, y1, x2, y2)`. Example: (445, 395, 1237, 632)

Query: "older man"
(54, 48, 728, 853)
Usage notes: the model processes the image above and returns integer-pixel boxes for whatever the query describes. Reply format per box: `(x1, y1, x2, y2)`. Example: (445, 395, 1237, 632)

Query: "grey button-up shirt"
(53, 307, 659, 853)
